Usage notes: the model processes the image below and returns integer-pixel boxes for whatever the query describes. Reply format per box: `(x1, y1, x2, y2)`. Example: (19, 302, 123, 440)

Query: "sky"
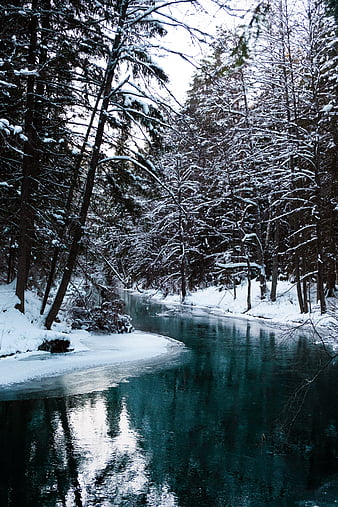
(159, 0, 256, 102)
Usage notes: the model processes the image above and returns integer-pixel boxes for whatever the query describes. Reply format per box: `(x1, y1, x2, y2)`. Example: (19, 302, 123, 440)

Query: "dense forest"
(0, 0, 337, 329)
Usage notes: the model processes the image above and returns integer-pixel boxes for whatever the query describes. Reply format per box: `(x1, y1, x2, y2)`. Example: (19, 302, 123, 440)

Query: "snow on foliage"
(13, 68, 39, 77)
(0, 118, 24, 137)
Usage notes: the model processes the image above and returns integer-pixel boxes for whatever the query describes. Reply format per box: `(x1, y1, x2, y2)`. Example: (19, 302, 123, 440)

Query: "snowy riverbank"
(0, 282, 183, 388)
(0, 330, 183, 389)
(0, 279, 336, 389)
(138, 280, 337, 339)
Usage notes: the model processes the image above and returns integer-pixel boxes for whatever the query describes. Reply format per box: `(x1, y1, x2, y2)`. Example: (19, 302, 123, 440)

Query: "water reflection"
(1, 296, 338, 506)
(0, 392, 180, 506)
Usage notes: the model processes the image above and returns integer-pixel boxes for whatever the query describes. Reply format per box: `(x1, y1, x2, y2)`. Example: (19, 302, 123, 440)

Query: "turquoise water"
(1, 294, 338, 506)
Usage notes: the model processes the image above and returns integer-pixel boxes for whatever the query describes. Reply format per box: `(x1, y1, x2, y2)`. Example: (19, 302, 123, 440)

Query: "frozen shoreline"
(141, 281, 336, 323)
(0, 282, 184, 389)
(132, 281, 337, 345)
(0, 280, 336, 390)
(0, 329, 184, 389)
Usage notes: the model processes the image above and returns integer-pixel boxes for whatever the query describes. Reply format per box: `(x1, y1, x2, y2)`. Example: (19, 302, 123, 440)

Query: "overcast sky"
(158, 0, 256, 103)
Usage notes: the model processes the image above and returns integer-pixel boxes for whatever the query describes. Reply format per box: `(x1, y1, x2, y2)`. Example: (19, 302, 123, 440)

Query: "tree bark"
(317, 252, 326, 314)
(302, 256, 309, 314)
(7, 237, 15, 285)
(40, 63, 108, 314)
(45, 1, 128, 329)
(246, 257, 252, 312)
(326, 254, 337, 297)
(295, 256, 305, 313)
(270, 220, 280, 302)
(15, 0, 39, 313)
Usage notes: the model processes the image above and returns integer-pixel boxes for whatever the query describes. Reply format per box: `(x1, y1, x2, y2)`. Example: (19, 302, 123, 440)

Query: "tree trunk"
(40, 247, 60, 315)
(15, 0, 39, 313)
(246, 257, 252, 312)
(270, 220, 280, 302)
(45, 226, 82, 329)
(45, 1, 128, 329)
(44, 112, 109, 328)
(255, 213, 267, 300)
(326, 210, 337, 297)
(180, 251, 187, 303)
(239, 68, 267, 300)
(326, 255, 337, 297)
(317, 252, 326, 314)
(302, 256, 309, 314)
(7, 237, 15, 285)
(295, 256, 305, 313)
(40, 60, 108, 314)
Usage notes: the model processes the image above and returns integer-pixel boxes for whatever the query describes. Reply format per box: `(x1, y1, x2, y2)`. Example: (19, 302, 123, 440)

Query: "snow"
(0, 118, 24, 138)
(0, 331, 181, 389)
(0, 282, 184, 389)
(321, 104, 334, 113)
(13, 68, 39, 77)
(142, 280, 337, 330)
(216, 261, 262, 270)
(0, 279, 336, 392)
(0, 80, 17, 88)
(13, 125, 22, 135)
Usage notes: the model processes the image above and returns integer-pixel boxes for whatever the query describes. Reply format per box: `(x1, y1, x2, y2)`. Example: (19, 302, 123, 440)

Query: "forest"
(0, 0, 337, 331)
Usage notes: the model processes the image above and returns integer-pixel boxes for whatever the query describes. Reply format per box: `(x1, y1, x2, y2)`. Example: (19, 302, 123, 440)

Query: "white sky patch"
(158, 0, 259, 103)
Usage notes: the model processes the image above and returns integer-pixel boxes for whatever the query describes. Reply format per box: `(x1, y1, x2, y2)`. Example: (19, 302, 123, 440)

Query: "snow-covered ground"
(0, 279, 336, 390)
(140, 279, 337, 338)
(0, 282, 183, 388)
(0, 330, 183, 391)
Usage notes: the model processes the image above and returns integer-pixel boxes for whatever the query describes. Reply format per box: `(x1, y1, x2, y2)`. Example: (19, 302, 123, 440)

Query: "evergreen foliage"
(0, 0, 203, 328)
(124, 0, 337, 312)
(0, 0, 336, 325)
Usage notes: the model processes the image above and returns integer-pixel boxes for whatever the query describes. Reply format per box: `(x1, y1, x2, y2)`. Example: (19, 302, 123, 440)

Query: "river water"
(1, 293, 338, 506)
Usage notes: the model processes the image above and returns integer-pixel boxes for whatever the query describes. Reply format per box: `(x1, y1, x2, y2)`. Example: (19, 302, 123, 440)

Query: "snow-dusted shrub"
(70, 290, 133, 334)
(86, 301, 134, 334)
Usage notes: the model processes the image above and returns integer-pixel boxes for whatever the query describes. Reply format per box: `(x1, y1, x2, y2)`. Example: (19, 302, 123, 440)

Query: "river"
(1, 293, 338, 506)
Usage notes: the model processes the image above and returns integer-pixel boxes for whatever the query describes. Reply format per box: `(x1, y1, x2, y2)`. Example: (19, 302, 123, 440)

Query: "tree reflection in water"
(0, 391, 179, 507)
(2, 304, 338, 506)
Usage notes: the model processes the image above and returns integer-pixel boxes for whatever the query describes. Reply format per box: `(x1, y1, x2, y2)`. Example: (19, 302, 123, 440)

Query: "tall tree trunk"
(45, 1, 128, 329)
(313, 122, 326, 314)
(246, 257, 252, 312)
(256, 231, 267, 300)
(326, 203, 337, 297)
(180, 253, 187, 303)
(40, 69, 107, 314)
(270, 220, 280, 302)
(302, 256, 309, 313)
(317, 250, 326, 314)
(279, 0, 308, 314)
(15, 0, 39, 313)
(326, 253, 337, 297)
(178, 172, 187, 303)
(240, 68, 267, 300)
(40, 246, 60, 315)
(7, 237, 15, 285)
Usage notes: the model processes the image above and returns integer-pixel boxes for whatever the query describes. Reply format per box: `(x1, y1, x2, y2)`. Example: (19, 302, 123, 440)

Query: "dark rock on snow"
(38, 338, 71, 353)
